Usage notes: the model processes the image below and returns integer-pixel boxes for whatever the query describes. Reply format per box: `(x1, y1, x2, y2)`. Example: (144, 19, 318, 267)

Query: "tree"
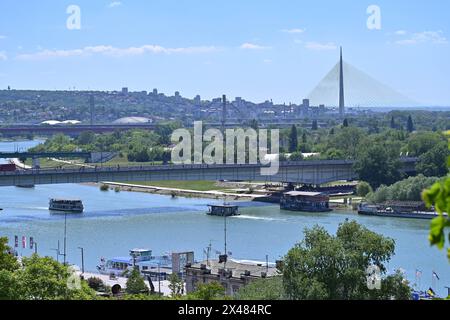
(354, 144, 402, 189)
(168, 273, 184, 298)
(342, 118, 349, 127)
(327, 127, 364, 159)
(237, 277, 285, 300)
(125, 268, 149, 295)
(407, 115, 414, 133)
(289, 152, 304, 161)
(407, 132, 446, 156)
(416, 142, 449, 177)
(0, 237, 19, 272)
(77, 131, 95, 145)
(356, 181, 373, 197)
(288, 125, 298, 153)
(17, 255, 96, 300)
(282, 221, 411, 300)
(187, 282, 225, 300)
(422, 142, 450, 262)
(311, 120, 318, 131)
(390, 116, 396, 129)
(366, 175, 439, 204)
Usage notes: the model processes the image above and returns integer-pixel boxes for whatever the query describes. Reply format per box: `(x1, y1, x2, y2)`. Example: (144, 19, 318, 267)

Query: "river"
(0, 140, 448, 296)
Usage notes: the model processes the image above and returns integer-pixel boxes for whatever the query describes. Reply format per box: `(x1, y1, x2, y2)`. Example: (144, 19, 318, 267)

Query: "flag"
(30, 237, 34, 250)
(14, 236, 18, 248)
(432, 271, 440, 281)
(22, 236, 27, 249)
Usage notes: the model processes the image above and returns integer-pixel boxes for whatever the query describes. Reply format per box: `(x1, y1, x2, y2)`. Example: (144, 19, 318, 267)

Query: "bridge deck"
(0, 158, 417, 187)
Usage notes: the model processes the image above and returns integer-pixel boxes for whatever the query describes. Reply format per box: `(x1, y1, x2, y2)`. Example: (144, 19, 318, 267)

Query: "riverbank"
(94, 182, 269, 201)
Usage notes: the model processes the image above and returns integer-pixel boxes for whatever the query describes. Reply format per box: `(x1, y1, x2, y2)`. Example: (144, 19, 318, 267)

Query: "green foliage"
(187, 282, 225, 300)
(407, 115, 414, 133)
(0, 237, 19, 272)
(282, 221, 410, 300)
(237, 277, 285, 300)
(342, 118, 349, 127)
(422, 146, 450, 261)
(168, 273, 184, 298)
(327, 127, 364, 159)
(289, 152, 304, 161)
(367, 175, 440, 203)
(356, 181, 373, 197)
(87, 277, 105, 291)
(125, 268, 149, 295)
(416, 141, 449, 177)
(354, 144, 402, 189)
(288, 125, 298, 153)
(407, 132, 446, 157)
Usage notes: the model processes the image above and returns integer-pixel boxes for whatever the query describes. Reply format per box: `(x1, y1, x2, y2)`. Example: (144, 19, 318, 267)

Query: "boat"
(280, 191, 332, 212)
(49, 198, 84, 213)
(357, 202, 446, 220)
(97, 249, 194, 280)
(207, 204, 240, 217)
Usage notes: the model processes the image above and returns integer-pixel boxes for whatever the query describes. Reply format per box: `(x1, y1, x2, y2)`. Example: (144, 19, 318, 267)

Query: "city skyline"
(0, 0, 449, 106)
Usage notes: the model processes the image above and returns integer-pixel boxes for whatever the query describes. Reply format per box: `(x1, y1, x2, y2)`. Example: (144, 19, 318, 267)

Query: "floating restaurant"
(280, 191, 331, 212)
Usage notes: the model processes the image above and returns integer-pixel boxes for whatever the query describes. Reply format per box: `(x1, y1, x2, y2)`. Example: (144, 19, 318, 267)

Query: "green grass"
(125, 180, 231, 192)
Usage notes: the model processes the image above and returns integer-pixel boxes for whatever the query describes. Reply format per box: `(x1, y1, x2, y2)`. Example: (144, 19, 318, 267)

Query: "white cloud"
(0, 51, 7, 61)
(282, 28, 305, 34)
(108, 1, 122, 8)
(240, 43, 271, 50)
(16, 44, 220, 60)
(396, 31, 448, 45)
(394, 30, 407, 36)
(305, 42, 337, 51)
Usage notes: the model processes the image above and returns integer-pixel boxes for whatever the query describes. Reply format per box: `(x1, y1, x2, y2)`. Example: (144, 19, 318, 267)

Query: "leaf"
(429, 216, 447, 249)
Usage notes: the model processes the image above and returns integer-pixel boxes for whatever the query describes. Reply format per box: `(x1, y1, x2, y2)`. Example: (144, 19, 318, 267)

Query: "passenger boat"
(207, 204, 240, 217)
(49, 199, 84, 213)
(97, 249, 195, 280)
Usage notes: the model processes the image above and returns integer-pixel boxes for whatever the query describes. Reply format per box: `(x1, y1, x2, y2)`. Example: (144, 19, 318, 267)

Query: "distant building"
(121, 87, 129, 95)
(185, 259, 279, 296)
(302, 99, 310, 109)
(112, 117, 152, 125)
(152, 88, 158, 95)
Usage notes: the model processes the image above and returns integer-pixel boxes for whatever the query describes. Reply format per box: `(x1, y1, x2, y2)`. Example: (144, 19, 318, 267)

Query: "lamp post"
(78, 247, 85, 274)
(63, 212, 67, 265)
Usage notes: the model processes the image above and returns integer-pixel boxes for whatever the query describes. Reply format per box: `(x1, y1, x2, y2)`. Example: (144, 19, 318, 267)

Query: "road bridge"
(0, 158, 417, 187)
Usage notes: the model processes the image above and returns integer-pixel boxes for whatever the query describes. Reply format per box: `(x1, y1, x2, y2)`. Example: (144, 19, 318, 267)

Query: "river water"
(0, 140, 448, 296)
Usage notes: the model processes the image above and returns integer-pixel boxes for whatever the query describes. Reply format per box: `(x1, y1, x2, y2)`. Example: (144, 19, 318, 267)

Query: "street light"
(78, 247, 85, 274)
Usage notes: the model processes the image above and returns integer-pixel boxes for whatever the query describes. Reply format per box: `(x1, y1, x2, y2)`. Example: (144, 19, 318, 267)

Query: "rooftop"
(188, 259, 278, 279)
(284, 191, 324, 197)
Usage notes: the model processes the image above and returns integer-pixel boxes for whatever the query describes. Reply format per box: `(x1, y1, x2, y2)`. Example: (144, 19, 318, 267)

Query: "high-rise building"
(339, 47, 345, 117)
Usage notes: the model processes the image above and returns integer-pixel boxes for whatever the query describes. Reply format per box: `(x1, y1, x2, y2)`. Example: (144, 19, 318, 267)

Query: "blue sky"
(0, 0, 449, 105)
